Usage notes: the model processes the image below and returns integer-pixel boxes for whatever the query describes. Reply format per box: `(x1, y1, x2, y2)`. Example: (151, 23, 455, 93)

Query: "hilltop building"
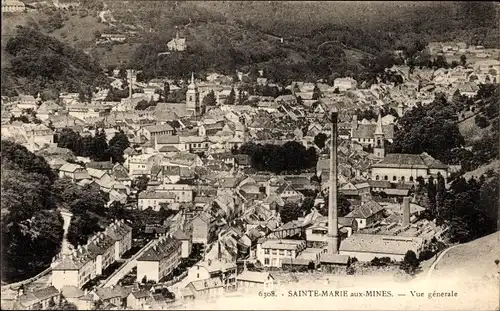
(2, 0, 26, 12)
(167, 31, 186, 52)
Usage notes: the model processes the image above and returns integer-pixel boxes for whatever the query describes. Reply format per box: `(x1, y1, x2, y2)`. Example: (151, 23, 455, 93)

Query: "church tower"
(373, 112, 385, 159)
(186, 72, 201, 119)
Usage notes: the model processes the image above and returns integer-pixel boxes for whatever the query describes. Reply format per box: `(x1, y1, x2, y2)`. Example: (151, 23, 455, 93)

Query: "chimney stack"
(128, 69, 133, 99)
(327, 108, 339, 254)
(403, 197, 410, 226)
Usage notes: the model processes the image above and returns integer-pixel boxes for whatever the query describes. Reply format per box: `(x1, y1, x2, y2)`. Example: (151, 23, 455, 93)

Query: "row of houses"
(50, 220, 132, 290)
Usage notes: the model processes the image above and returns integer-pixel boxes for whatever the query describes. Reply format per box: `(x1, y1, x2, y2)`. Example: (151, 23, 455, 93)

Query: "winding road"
(425, 245, 459, 280)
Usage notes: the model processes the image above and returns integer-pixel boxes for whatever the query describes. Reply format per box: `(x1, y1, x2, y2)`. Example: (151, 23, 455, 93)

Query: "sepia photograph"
(0, 1, 499, 310)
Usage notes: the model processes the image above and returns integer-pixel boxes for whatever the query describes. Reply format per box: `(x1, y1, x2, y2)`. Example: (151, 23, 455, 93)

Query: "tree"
(300, 197, 315, 215)
(1, 142, 64, 282)
(164, 82, 170, 98)
(108, 130, 130, 163)
(279, 202, 302, 224)
(318, 193, 351, 217)
(439, 175, 497, 243)
(108, 201, 128, 220)
(57, 301, 78, 310)
(312, 84, 322, 100)
(434, 55, 448, 69)
(238, 141, 317, 174)
(459, 54, 467, 66)
(135, 99, 154, 110)
(435, 172, 446, 218)
(225, 87, 236, 105)
(3, 27, 108, 101)
(475, 115, 489, 128)
(479, 173, 499, 231)
(91, 128, 109, 161)
(67, 213, 102, 247)
(388, 100, 465, 163)
(133, 175, 150, 194)
(313, 133, 328, 149)
(400, 250, 420, 275)
(237, 89, 249, 105)
(202, 90, 217, 106)
(56, 128, 82, 154)
(10, 115, 30, 123)
(93, 299, 104, 310)
(371, 257, 392, 267)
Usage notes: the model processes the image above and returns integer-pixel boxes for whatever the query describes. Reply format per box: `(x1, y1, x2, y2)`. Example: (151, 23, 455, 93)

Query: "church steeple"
(186, 72, 201, 119)
(375, 112, 384, 135)
(373, 112, 385, 159)
(188, 72, 197, 90)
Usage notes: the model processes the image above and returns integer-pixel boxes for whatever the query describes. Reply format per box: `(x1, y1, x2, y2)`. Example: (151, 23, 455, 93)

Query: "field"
(457, 114, 492, 145)
(462, 159, 499, 180)
(51, 14, 107, 49)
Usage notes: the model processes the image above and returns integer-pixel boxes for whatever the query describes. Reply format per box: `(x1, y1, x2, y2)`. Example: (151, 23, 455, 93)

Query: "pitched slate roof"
(371, 152, 448, 170)
(320, 253, 350, 265)
(61, 285, 85, 299)
(143, 124, 174, 134)
(171, 228, 190, 240)
(87, 161, 114, 171)
(188, 278, 224, 291)
(156, 135, 180, 144)
(139, 191, 176, 200)
(33, 286, 59, 300)
(346, 200, 384, 219)
(59, 163, 83, 172)
(105, 220, 132, 241)
(352, 124, 394, 139)
(131, 290, 151, 299)
(339, 233, 424, 255)
(159, 145, 180, 152)
(137, 238, 181, 262)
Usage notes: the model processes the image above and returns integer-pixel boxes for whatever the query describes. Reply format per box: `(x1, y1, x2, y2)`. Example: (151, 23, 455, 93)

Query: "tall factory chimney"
(403, 196, 411, 226)
(128, 69, 133, 99)
(327, 107, 339, 254)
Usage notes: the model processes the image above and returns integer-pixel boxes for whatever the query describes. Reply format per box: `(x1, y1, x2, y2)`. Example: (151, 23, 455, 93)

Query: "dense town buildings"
(1, 33, 496, 309)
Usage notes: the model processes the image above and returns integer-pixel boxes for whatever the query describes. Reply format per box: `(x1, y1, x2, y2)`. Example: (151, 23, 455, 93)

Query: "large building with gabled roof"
(136, 236, 182, 283)
(370, 152, 449, 183)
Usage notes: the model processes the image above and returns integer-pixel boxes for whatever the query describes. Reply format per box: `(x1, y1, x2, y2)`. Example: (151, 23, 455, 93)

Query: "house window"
(384, 176, 388, 180)
(409, 176, 414, 182)
(287, 250, 292, 257)
(264, 258, 270, 265)
(393, 176, 397, 181)
(279, 250, 284, 256)
(401, 176, 405, 182)
(272, 249, 277, 255)
(375, 175, 380, 180)
(264, 249, 270, 255)
(197, 273, 199, 278)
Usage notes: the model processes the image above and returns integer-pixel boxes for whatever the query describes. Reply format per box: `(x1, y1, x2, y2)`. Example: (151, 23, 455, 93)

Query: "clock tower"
(186, 72, 201, 119)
